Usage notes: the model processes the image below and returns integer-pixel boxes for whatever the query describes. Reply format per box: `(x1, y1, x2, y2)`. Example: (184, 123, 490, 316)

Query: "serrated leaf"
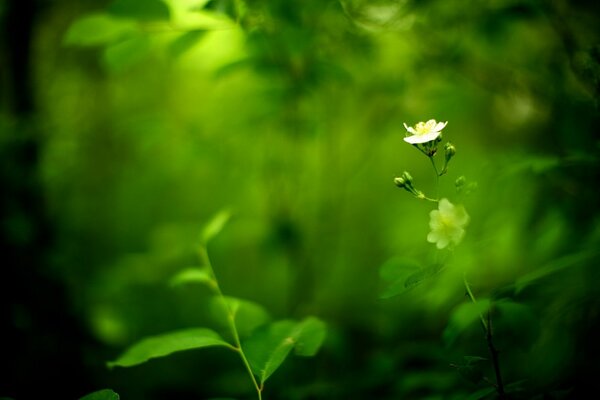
(64, 13, 137, 46)
(108, 0, 171, 21)
(108, 328, 230, 368)
(210, 296, 271, 338)
(168, 30, 207, 58)
(202, 210, 231, 244)
(379, 257, 442, 299)
(79, 389, 120, 400)
(170, 267, 214, 287)
(443, 299, 490, 346)
(243, 317, 326, 385)
(102, 34, 151, 73)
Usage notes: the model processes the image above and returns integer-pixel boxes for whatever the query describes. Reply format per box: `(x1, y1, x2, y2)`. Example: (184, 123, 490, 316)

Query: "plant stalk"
(462, 272, 505, 399)
(200, 247, 263, 400)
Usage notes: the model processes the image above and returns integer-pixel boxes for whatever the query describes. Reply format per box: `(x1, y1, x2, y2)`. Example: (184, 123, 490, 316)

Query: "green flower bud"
(394, 176, 406, 188)
(455, 175, 466, 189)
(444, 142, 456, 163)
(401, 171, 414, 184)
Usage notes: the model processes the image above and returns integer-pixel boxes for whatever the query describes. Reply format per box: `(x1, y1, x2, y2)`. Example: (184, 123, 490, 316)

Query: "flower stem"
(462, 272, 505, 399)
(429, 156, 440, 199)
(199, 247, 263, 400)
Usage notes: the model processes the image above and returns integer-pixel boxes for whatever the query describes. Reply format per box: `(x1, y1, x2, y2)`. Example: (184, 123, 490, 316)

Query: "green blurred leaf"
(79, 389, 120, 400)
(210, 296, 271, 338)
(108, 0, 171, 21)
(202, 209, 231, 244)
(515, 251, 597, 294)
(64, 13, 137, 46)
(443, 299, 490, 346)
(168, 30, 207, 58)
(243, 317, 327, 384)
(379, 257, 442, 299)
(102, 34, 151, 73)
(170, 267, 215, 287)
(108, 328, 230, 368)
(204, 0, 246, 20)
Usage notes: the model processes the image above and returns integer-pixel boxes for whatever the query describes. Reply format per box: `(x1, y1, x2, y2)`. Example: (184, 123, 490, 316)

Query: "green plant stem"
(199, 247, 263, 400)
(462, 272, 505, 399)
(429, 156, 440, 198)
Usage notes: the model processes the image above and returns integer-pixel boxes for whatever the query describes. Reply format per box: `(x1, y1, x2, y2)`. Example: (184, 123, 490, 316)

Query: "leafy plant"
(386, 119, 512, 398)
(108, 211, 326, 399)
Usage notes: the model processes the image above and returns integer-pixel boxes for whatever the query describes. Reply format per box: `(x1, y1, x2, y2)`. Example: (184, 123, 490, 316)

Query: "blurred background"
(2, 0, 600, 399)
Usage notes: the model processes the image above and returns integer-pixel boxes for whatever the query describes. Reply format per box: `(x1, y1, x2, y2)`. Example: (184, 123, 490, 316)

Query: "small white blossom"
(427, 198, 469, 249)
(403, 119, 447, 144)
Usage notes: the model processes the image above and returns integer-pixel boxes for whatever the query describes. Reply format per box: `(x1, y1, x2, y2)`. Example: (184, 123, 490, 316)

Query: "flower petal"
(403, 131, 441, 144)
(438, 198, 453, 214)
(434, 121, 448, 131)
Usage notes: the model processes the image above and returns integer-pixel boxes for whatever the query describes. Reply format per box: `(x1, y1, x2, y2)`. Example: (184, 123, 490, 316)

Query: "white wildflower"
(427, 198, 469, 249)
(403, 119, 447, 144)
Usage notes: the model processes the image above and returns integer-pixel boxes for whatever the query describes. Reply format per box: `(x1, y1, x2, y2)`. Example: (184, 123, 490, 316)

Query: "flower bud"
(444, 142, 456, 163)
(400, 171, 414, 184)
(394, 176, 406, 188)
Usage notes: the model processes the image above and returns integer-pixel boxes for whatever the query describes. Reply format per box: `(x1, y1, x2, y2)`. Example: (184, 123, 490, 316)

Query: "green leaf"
(79, 389, 120, 400)
(64, 13, 137, 46)
(168, 30, 207, 58)
(170, 267, 215, 288)
(108, 328, 230, 368)
(514, 251, 596, 294)
(243, 317, 326, 385)
(108, 0, 171, 21)
(210, 296, 271, 338)
(379, 257, 442, 299)
(202, 209, 231, 244)
(443, 299, 490, 346)
(102, 34, 151, 73)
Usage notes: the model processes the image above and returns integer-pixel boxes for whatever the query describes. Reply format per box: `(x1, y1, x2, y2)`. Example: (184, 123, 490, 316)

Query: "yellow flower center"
(415, 121, 436, 135)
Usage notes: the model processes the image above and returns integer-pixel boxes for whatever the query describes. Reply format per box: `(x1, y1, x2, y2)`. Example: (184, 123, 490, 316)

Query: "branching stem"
(199, 247, 263, 400)
(462, 272, 505, 399)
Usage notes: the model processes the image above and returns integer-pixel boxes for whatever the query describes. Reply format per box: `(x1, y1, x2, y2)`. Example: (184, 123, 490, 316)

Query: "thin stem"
(462, 272, 487, 330)
(462, 272, 505, 399)
(429, 156, 440, 199)
(486, 313, 505, 399)
(199, 247, 263, 400)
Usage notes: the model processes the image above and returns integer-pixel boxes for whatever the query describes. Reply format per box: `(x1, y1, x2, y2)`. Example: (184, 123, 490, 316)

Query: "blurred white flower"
(403, 119, 447, 144)
(427, 198, 469, 249)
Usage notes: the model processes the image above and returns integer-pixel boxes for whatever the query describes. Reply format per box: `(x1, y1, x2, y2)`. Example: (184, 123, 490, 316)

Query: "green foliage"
(102, 34, 151, 73)
(170, 267, 214, 287)
(107, 328, 230, 368)
(108, 0, 171, 22)
(79, 390, 120, 400)
(514, 250, 597, 294)
(210, 296, 272, 338)
(202, 209, 232, 244)
(8, 0, 600, 398)
(443, 299, 490, 346)
(168, 30, 207, 58)
(63, 14, 137, 46)
(379, 257, 443, 298)
(243, 317, 327, 385)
